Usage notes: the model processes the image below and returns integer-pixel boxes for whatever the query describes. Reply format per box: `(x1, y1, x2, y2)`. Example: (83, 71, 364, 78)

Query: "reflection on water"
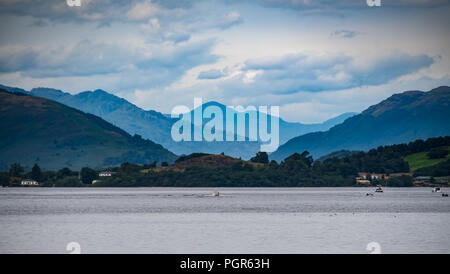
(0, 187, 449, 253)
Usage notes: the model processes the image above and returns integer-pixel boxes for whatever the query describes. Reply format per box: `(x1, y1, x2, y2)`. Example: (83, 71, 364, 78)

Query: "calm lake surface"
(0, 187, 449, 254)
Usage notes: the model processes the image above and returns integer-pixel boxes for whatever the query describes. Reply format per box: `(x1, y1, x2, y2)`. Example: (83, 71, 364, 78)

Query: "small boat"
(432, 187, 441, 193)
(366, 193, 374, 196)
(212, 191, 220, 197)
(442, 193, 449, 197)
(375, 186, 383, 193)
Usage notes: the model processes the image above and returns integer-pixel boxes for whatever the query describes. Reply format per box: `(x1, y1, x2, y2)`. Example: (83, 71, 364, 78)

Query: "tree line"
(1, 136, 449, 188)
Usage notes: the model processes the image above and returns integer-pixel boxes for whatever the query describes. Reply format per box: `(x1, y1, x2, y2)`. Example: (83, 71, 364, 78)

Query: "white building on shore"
(21, 179, 39, 186)
(99, 171, 116, 177)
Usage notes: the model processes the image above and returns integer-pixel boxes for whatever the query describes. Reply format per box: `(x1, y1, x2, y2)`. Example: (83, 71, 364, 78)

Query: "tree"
(57, 167, 75, 179)
(414, 159, 450, 177)
(31, 164, 43, 182)
(250, 152, 269, 164)
(268, 160, 279, 169)
(427, 147, 449, 159)
(120, 162, 142, 173)
(161, 162, 169, 167)
(284, 151, 313, 167)
(41, 171, 56, 186)
(80, 167, 97, 184)
(9, 163, 24, 177)
(232, 161, 244, 171)
(386, 175, 413, 187)
(0, 172, 9, 187)
(55, 176, 84, 187)
(143, 161, 157, 169)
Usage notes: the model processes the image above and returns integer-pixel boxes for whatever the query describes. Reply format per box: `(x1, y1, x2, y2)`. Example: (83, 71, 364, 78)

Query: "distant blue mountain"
(270, 86, 450, 162)
(0, 84, 356, 159)
(185, 100, 356, 144)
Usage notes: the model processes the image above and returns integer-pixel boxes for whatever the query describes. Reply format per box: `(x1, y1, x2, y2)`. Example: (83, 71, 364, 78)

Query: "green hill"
(404, 147, 450, 171)
(0, 90, 177, 170)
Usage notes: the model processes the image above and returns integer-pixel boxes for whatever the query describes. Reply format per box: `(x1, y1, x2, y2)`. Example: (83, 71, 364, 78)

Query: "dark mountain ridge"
(270, 86, 450, 161)
(0, 89, 177, 171)
(0, 84, 355, 159)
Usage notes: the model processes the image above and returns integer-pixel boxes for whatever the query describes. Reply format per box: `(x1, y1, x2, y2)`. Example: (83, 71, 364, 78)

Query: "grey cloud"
(0, 1, 242, 28)
(226, 52, 435, 94)
(0, 1, 177, 24)
(330, 30, 359, 39)
(198, 69, 228, 80)
(228, 0, 450, 10)
(0, 40, 132, 77)
(1, 1, 448, 25)
(216, 12, 243, 29)
(0, 39, 218, 89)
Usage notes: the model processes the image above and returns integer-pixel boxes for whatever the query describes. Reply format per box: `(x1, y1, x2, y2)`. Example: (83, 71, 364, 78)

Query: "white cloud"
(0, 38, 218, 92)
(198, 68, 228, 80)
(126, 1, 161, 21)
(217, 11, 243, 29)
(0, 0, 449, 125)
(210, 51, 434, 96)
(242, 70, 263, 84)
(141, 18, 161, 33)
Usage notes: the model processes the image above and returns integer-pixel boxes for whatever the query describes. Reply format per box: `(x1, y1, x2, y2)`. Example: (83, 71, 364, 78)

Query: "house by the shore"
(357, 172, 413, 181)
(21, 179, 39, 186)
(99, 171, 116, 177)
(355, 178, 371, 185)
(355, 172, 415, 185)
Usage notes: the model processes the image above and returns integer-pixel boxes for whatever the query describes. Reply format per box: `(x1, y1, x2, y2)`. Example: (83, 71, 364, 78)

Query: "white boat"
(432, 187, 441, 193)
(212, 191, 220, 197)
(375, 186, 383, 193)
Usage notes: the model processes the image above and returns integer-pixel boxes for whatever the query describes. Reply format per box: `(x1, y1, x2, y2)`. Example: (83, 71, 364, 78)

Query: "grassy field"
(404, 146, 450, 172)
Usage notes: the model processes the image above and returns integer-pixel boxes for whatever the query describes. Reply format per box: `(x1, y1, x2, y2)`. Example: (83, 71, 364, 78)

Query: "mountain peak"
(362, 86, 450, 117)
(78, 89, 110, 96)
(92, 89, 109, 95)
(30, 87, 69, 100)
(199, 101, 227, 109)
(31, 87, 65, 94)
(429, 85, 450, 93)
(271, 85, 450, 161)
(0, 84, 29, 94)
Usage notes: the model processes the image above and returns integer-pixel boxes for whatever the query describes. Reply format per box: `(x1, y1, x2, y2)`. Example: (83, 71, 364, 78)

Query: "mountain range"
(0, 89, 177, 171)
(2, 84, 449, 169)
(270, 86, 450, 161)
(0, 84, 355, 159)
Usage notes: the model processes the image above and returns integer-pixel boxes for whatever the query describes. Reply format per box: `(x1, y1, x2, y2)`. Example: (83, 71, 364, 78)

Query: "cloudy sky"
(0, 0, 449, 123)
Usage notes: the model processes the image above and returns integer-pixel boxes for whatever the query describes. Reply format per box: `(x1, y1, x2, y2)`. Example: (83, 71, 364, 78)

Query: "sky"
(0, 0, 449, 123)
